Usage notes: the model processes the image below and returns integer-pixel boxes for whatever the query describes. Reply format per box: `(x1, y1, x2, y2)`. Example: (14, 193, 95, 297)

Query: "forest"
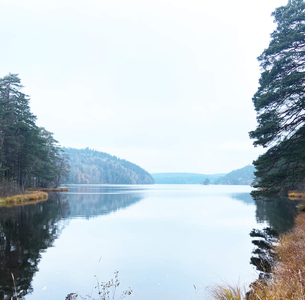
(0, 74, 69, 193)
(214, 165, 255, 185)
(64, 147, 154, 184)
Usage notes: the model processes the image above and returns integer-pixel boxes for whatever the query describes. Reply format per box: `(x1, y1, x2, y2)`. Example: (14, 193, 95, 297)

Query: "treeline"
(214, 165, 255, 185)
(151, 165, 255, 185)
(0, 74, 69, 190)
(64, 147, 154, 184)
(152, 172, 226, 184)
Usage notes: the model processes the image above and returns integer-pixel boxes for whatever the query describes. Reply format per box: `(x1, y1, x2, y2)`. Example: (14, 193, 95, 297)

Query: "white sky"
(1, 0, 288, 174)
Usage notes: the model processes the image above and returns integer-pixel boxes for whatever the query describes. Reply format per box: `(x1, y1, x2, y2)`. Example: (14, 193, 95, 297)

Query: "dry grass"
(27, 187, 69, 192)
(0, 197, 48, 208)
(288, 190, 305, 200)
(0, 191, 48, 205)
(209, 285, 246, 300)
(210, 213, 305, 300)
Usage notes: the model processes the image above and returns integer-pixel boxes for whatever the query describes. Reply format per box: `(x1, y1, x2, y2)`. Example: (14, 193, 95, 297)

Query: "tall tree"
(0, 74, 36, 183)
(250, 0, 305, 197)
(0, 74, 69, 190)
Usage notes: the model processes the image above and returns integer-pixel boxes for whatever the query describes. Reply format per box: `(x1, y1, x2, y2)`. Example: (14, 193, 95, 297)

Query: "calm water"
(0, 184, 299, 300)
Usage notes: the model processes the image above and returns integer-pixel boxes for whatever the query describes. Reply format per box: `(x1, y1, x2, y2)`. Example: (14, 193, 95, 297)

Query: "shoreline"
(26, 187, 69, 192)
(0, 191, 48, 206)
(212, 208, 305, 299)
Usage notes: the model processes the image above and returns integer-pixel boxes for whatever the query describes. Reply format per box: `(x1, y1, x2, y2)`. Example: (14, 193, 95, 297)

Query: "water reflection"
(254, 196, 302, 234)
(250, 196, 303, 281)
(249, 227, 278, 280)
(231, 193, 255, 206)
(0, 186, 144, 299)
(231, 191, 301, 234)
(0, 185, 303, 300)
(67, 186, 144, 219)
(0, 193, 69, 299)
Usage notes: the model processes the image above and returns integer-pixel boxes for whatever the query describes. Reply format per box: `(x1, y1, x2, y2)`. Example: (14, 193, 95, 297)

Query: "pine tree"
(0, 74, 70, 190)
(0, 74, 37, 183)
(250, 0, 305, 197)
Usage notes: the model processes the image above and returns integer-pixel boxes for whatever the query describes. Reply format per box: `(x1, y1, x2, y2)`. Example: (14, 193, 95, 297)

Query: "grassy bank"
(211, 211, 305, 300)
(1, 197, 49, 208)
(0, 191, 48, 206)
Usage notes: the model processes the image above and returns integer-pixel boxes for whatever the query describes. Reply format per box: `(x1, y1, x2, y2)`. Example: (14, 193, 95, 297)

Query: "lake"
(0, 184, 299, 299)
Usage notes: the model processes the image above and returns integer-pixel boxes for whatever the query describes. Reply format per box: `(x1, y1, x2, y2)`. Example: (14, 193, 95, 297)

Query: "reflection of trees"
(0, 186, 144, 299)
(232, 192, 301, 233)
(231, 193, 255, 206)
(67, 189, 144, 219)
(0, 193, 69, 299)
(254, 197, 302, 234)
(250, 196, 303, 281)
(249, 227, 278, 281)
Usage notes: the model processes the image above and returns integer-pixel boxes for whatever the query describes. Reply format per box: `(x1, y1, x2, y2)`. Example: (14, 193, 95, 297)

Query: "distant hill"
(63, 147, 154, 184)
(152, 165, 255, 185)
(151, 172, 226, 184)
(214, 165, 255, 185)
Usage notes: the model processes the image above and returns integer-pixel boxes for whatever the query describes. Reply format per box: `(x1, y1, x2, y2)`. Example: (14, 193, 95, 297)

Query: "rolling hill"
(63, 147, 154, 184)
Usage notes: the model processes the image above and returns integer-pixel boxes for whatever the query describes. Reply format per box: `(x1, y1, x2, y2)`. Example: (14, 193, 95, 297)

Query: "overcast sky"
(1, 0, 288, 174)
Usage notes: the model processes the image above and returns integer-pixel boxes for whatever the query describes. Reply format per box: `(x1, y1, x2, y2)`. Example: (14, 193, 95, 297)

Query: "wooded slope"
(152, 165, 255, 185)
(64, 147, 154, 184)
(215, 165, 255, 185)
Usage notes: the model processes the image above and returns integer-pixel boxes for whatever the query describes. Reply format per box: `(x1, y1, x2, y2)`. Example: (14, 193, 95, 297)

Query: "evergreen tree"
(0, 74, 36, 182)
(0, 74, 69, 190)
(250, 0, 305, 197)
